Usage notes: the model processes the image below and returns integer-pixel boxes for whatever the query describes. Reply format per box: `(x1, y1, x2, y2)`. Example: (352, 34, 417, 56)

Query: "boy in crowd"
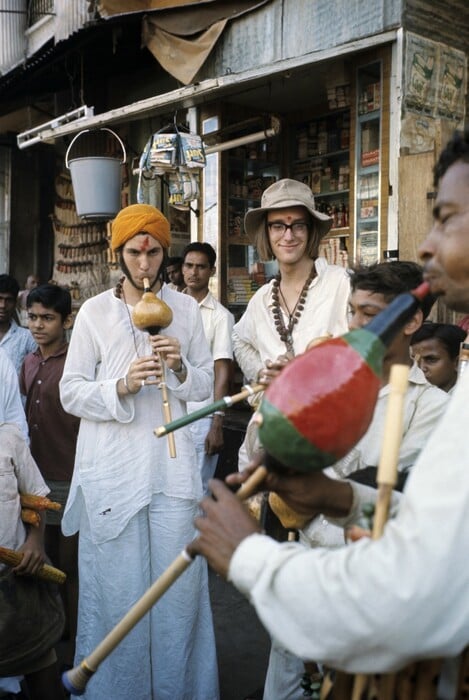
(0, 423, 65, 700)
(165, 256, 185, 291)
(20, 284, 79, 669)
(0, 274, 36, 375)
(182, 242, 234, 493)
(411, 321, 466, 393)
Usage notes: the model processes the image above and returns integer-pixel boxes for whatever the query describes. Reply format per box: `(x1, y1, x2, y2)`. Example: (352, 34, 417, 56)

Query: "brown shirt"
(20, 344, 80, 482)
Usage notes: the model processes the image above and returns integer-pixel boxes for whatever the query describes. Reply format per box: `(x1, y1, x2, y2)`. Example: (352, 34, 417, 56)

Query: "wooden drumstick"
(351, 363, 409, 700)
(62, 465, 268, 696)
(132, 277, 176, 457)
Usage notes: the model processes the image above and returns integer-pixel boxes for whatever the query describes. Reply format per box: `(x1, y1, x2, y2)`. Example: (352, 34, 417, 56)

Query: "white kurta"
(232, 258, 351, 383)
(60, 287, 218, 700)
(263, 366, 449, 700)
(229, 370, 469, 674)
(60, 287, 213, 542)
(0, 348, 28, 441)
(0, 423, 48, 564)
(187, 291, 235, 493)
(234, 258, 351, 470)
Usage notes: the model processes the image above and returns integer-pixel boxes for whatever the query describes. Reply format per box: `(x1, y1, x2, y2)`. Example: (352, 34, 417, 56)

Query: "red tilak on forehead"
(139, 236, 151, 251)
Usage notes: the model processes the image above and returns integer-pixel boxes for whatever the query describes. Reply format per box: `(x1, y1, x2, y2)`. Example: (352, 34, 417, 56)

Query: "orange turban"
(111, 203, 171, 251)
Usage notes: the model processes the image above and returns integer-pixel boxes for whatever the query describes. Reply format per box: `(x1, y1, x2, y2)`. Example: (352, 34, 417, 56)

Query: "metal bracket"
(17, 106, 95, 149)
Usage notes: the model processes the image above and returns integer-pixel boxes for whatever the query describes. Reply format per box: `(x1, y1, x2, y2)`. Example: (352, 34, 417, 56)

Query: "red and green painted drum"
(258, 282, 431, 473)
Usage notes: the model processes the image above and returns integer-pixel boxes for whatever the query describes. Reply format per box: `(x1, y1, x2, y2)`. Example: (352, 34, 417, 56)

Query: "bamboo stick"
(63, 465, 268, 696)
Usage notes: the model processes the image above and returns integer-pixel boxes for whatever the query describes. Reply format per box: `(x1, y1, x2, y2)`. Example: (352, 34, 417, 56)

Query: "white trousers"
(74, 494, 219, 700)
(190, 417, 219, 495)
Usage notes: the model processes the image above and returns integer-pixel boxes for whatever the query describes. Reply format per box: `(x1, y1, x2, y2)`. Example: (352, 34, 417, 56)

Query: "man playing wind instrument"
(60, 204, 219, 700)
(190, 131, 469, 698)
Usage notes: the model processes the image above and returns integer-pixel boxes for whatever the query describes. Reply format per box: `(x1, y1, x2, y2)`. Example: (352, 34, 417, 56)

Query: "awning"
(97, 0, 271, 85)
(17, 29, 398, 149)
(96, 0, 255, 17)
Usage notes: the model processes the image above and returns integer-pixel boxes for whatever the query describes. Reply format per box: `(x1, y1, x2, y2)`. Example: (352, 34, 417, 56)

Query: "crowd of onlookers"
(1, 173, 469, 700)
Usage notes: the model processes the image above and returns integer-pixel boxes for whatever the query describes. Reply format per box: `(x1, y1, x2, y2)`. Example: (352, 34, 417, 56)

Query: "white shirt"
(0, 319, 36, 375)
(330, 363, 448, 478)
(187, 290, 234, 411)
(60, 287, 213, 544)
(228, 370, 469, 673)
(232, 258, 350, 383)
(0, 423, 48, 570)
(0, 348, 28, 440)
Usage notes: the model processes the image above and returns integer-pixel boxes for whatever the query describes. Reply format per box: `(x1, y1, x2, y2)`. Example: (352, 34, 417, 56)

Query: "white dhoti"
(73, 493, 219, 700)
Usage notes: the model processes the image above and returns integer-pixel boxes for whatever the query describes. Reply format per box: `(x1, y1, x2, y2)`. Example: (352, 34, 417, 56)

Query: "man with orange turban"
(111, 203, 171, 251)
(59, 203, 219, 700)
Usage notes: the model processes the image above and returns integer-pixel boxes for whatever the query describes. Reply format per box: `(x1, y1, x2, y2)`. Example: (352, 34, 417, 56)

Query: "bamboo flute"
(132, 277, 176, 457)
(349, 363, 410, 700)
(62, 465, 268, 696)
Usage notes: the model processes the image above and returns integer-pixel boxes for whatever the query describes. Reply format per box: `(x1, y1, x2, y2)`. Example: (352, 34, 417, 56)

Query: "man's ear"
(211, 266, 216, 278)
(403, 308, 423, 336)
(63, 314, 73, 330)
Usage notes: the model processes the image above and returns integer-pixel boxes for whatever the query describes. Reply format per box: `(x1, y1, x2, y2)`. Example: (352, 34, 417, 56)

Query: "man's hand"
(264, 470, 353, 520)
(205, 418, 224, 455)
(14, 528, 46, 577)
(257, 353, 293, 386)
(189, 480, 262, 578)
(226, 451, 354, 521)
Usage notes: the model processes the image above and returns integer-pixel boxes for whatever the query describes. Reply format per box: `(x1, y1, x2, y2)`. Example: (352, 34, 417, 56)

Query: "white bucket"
(66, 128, 126, 221)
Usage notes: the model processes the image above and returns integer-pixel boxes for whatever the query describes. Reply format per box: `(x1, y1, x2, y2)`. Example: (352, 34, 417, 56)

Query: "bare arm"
(205, 358, 233, 455)
(15, 517, 47, 577)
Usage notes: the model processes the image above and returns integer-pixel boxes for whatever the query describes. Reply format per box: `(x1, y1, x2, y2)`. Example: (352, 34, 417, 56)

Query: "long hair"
(254, 214, 321, 261)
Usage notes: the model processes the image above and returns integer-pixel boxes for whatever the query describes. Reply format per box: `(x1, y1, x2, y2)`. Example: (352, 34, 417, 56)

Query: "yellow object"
(21, 508, 41, 528)
(111, 203, 171, 251)
(268, 492, 311, 530)
(132, 287, 173, 331)
(0, 546, 66, 584)
(20, 493, 61, 511)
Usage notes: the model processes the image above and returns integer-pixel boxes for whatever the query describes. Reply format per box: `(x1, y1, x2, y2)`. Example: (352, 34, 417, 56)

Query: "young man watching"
(165, 256, 185, 291)
(182, 242, 234, 493)
(190, 130, 469, 685)
(20, 284, 80, 669)
(411, 322, 466, 393)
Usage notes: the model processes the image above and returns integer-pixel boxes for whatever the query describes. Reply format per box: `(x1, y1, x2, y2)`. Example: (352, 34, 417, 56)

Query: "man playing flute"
(190, 130, 469, 694)
(60, 204, 219, 700)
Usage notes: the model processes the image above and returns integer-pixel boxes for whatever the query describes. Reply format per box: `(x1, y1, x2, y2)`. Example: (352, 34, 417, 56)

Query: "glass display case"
(354, 61, 382, 265)
(226, 138, 280, 319)
(290, 106, 351, 268)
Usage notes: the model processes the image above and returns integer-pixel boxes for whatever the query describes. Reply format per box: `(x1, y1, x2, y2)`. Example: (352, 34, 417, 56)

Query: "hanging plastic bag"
(178, 132, 206, 169)
(167, 169, 201, 210)
(137, 123, 206, 204)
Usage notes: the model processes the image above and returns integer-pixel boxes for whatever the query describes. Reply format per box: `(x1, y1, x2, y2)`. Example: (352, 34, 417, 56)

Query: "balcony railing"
(28, 0, 54, 27)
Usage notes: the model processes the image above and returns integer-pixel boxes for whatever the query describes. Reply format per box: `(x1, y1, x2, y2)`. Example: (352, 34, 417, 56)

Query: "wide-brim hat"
(244, 178, 333, 241)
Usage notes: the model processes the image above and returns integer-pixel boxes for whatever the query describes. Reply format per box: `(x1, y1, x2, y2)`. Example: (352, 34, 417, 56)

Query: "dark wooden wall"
(403, 0, 469, 53)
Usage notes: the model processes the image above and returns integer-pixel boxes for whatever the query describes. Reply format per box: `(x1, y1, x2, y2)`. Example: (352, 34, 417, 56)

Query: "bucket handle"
(65, 128, 127, 169)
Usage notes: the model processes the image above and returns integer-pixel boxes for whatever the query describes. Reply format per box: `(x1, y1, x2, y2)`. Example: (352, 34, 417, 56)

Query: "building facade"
(0, 0, 467, 321)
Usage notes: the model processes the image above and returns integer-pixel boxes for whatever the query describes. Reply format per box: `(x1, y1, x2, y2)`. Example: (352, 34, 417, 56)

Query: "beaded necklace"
(114, 276, 141, 356)
(271, 266, 316, 354)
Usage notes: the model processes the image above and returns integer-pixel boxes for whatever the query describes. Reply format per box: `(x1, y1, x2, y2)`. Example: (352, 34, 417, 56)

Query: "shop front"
(2, 0, 467, 325)
(13, 35, 399, 324)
